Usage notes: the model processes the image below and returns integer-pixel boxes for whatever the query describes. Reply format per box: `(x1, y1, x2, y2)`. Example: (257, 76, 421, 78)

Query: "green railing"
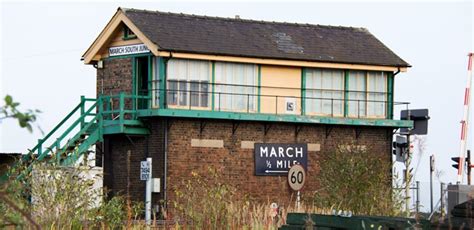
(100, 93, 150, 121)
(1, 93, 152, 182)
(27, 96, 99, 162)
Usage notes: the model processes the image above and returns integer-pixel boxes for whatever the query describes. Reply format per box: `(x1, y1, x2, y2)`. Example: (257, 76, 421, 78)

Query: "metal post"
(145, 157, 152, 225)
(80, 95, 85, 129)
(38, 139, 42, 155)
(358, 100, 360, 118)
(296, 191, 301, 212)
(405, 132, 411, 217)
(331, 98, 334, 117)
(430, 154, 434, 213)
(189, 89, 192, 110)
(416, 181, 420, 214)
(440, 182, 445, 217)
(468, 150, 471, 185)
(247, 94, 250, 113)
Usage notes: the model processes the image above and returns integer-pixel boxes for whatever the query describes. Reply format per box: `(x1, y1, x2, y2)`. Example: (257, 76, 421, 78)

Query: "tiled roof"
(123, 8, 410, 67)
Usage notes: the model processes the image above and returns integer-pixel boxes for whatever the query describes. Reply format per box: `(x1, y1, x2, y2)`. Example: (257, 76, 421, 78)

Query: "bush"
(312, 144, 403, 216)
(0, 160, 129, 229)
(172, 167, 287, 229)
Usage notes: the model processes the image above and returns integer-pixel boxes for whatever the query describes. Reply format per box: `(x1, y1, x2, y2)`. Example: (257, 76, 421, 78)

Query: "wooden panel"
(98, 26, 144, 58)
(260, 65, 301, 114)
(83, 10, 160, 64)
(158, 51, 408, 72)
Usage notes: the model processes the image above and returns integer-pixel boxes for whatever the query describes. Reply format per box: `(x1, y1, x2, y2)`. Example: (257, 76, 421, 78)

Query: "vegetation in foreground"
(0, 145, 407, 229)
(1, 94, 407, 228)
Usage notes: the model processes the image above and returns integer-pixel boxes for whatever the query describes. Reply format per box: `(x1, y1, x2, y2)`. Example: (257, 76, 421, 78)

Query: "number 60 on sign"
(288, 164, 306, 191)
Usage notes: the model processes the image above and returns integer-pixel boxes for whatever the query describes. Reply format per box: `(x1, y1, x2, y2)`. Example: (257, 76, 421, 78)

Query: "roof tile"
(123, 8, 410, 67)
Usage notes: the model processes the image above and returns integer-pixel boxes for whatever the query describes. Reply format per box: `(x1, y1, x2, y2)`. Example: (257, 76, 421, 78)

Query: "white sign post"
(141, 158, 152, 225)
(288, 164, 306, 211)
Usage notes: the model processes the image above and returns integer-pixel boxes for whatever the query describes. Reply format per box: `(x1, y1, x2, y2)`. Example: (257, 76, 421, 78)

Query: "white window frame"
(347, 71, 367, 118)
(214, 62, 258, 112)
(305, 68, 345, 117)
(165, 59, 212, 110)
(347, 71, 388, 118)
(367, 71, 387, 118)
(152, 57, 160, 108)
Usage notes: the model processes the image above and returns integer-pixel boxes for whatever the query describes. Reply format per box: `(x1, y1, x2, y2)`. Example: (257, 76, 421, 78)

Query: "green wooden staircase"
(1, 93, 150, 181)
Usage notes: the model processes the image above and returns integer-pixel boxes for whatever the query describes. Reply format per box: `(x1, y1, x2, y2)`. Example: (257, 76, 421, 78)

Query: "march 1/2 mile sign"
(254, 143, 308, 175)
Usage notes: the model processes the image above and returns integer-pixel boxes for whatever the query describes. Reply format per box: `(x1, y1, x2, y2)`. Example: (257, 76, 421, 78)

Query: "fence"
(137, 82, 409, 119)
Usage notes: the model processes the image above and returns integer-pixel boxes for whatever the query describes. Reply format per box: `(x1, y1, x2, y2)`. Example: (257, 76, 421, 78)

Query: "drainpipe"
(164, 119, 168, 206)
(393, 67, 401, 77)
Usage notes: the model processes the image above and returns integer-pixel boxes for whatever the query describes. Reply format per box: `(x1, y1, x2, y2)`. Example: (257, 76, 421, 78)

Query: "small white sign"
(288, 164, 306, 191)
(285, 98, 297, 114)
(152, 178, 160, 193)
(109, 44, 150, 57)
(140, 161, 151, 181)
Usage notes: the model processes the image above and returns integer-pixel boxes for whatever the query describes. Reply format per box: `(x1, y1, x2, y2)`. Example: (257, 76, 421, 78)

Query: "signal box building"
(81, 8, 412, 208)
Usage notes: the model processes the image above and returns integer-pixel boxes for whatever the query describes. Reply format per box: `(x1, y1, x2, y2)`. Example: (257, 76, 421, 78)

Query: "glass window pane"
(215, 62, 256, 111)
(367, 71, 387, 117)
(167, 59, 210, 108)
(167, 80, 178, 105)
(190, 81, 199, 107)
(201, 82, 209, 107)
(305, 68, 344, 116)
(348, 71, 366, 117)
(178, 81, 188, 106)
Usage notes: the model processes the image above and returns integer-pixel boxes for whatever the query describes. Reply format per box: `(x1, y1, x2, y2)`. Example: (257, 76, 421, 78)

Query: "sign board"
(109, 44, 150, 57)
(254, 143, 307, 176)
(288, 164, 306, 191)
(140, 161, 151, 181)
(400, 109, 429, 135)
(285, 98, 297, 114)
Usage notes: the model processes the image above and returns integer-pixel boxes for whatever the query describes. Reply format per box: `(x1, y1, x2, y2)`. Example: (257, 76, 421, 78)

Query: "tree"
(0, 95, 40, 132)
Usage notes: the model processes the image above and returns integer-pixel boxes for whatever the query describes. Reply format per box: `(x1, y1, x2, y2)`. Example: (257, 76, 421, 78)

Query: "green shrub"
(172, 167, 286, 229)
(313, 144, 403, 216)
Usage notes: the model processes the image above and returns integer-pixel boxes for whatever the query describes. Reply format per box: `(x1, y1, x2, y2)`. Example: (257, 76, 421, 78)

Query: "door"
(135, 56, 150, 109)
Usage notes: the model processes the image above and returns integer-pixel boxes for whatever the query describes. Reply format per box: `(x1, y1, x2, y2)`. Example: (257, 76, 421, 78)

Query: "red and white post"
(457, 53, 474, 184)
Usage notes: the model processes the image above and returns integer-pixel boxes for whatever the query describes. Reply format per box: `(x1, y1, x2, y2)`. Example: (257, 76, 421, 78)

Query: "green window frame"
(123, 26, 137, 40)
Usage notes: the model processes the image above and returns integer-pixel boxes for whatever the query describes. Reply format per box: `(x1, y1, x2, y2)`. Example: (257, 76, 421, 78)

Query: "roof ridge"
(121, 7, 368, 32)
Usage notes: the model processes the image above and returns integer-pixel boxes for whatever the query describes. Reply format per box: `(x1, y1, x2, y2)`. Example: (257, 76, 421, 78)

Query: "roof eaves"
(159, 48, 411, 68)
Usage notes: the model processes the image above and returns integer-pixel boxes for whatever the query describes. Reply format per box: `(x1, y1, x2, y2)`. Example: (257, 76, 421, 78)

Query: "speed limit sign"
(288, 164, 306, 191)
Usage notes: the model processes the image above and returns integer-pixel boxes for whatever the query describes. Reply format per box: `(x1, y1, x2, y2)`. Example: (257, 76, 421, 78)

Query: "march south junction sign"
(254, 143, 308, 176)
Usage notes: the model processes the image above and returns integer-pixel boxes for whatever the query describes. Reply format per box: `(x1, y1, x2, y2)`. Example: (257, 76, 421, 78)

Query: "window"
(152, 58, 160, 107)
(347, 71, 387, 118)
(305, 69, 344, 116)
(367, 72, 387, 117)
(215, 62, 257, 111)
(123, 26, 137, 40)
(348, 71, 367, 117)
(166, 59, 210, 108)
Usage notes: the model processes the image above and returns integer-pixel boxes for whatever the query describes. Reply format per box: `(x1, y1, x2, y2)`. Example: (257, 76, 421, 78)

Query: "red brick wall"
(96, 58, 133, 97)
(103, 118, 166, 206)
(165, 119, 392, 206)
(103, 118, 392, 212)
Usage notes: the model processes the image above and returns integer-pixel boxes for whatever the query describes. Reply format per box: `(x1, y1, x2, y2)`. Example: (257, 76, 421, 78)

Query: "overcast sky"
(1, 0, 473, 211)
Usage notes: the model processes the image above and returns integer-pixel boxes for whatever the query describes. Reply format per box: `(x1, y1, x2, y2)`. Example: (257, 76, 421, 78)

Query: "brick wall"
(103, 118, 166, 206)
(96, 58, 133, 97)
(103, 117, 392, 210)
(165, 119, 392, 207)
